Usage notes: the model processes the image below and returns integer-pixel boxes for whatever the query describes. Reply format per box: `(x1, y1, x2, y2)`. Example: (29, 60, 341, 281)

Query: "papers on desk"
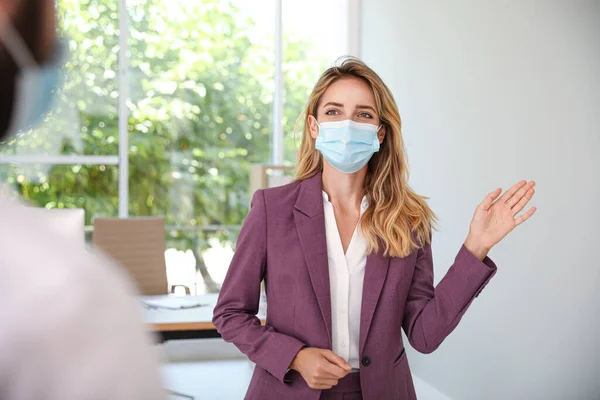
(142, 297, 210, 310)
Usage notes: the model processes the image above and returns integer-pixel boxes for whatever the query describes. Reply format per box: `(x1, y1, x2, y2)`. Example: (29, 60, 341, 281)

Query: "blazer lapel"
(359, 248, 390, 354)
(293, 172, 333, 348)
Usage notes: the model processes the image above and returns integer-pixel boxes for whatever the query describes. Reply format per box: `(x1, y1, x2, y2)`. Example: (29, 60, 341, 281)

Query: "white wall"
(361, 1, 600, 399)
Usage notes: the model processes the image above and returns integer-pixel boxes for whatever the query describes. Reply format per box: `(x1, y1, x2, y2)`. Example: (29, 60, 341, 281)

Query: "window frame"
(0, 0, 361, 225)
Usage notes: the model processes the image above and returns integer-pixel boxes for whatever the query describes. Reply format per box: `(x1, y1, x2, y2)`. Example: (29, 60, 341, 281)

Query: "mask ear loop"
(0, 15, 37, 68)
(310, 115, 325, 150)
(373, 123, 383, 149)
(309, 114, 321, 129)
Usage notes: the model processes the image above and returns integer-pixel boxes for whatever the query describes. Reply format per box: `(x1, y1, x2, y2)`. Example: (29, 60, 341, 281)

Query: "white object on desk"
(143, 297, 209, 310)
(143, 294, 267, 330)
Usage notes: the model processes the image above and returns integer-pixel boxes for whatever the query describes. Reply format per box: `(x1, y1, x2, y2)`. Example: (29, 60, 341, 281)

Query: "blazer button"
(361, 357, 371, 367)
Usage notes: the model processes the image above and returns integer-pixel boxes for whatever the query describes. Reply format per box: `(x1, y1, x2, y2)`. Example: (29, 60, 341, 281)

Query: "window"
(0, 0, 357, 294)
(0, 163, 119, 223)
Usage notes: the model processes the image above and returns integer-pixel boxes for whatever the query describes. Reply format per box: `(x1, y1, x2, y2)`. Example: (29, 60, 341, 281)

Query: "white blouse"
(322, 191, 369, 370)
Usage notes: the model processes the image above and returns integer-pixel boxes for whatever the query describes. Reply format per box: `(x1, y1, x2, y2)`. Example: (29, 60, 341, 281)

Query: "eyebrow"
(322, 102, 377, 113)
(356, 104, 376, 113)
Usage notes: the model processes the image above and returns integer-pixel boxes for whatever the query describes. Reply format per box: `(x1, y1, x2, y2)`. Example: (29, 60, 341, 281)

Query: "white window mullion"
(272, 0, 284, 167)
(0, 155, 119, 165)
(118, 0, 130, 218)
(348, 0, 361, 58)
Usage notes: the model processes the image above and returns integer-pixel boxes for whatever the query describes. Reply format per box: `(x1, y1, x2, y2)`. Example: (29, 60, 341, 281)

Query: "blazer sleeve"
(402, 240, 497, 354)
(212, 189, 305, 383)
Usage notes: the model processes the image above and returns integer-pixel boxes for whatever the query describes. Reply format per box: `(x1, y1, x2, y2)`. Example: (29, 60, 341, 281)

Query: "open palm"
(469, 180, 537, 251)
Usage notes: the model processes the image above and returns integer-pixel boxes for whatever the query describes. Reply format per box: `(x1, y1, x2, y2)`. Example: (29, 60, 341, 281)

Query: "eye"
(359, 112, 373, 118)
(325, 109, 340, 115)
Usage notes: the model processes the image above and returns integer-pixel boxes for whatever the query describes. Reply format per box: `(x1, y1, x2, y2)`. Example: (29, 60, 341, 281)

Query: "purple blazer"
(213, 172, 497, 400)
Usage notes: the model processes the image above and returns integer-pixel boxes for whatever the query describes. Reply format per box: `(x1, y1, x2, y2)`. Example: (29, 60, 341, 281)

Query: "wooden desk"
(142, 294, 266, 340)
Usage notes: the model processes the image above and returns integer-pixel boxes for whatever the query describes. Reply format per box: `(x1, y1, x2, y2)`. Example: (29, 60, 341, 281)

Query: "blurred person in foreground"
(0, 1, 164, 399)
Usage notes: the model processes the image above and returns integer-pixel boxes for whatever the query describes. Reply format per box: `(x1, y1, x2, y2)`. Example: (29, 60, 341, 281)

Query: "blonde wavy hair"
(295, 58, 437, 258)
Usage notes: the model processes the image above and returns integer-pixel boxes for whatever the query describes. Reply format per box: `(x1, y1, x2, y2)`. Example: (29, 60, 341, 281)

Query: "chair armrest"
(170, 284, 191, 295)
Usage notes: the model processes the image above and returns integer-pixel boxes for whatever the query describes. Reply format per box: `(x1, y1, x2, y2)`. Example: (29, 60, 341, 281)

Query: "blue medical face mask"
(313, 117, 381, 174)
(0, 20, 66, 136)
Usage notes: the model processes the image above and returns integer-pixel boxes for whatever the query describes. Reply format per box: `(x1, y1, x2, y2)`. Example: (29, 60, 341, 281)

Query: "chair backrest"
(92, 217, 168, 296)
(27, 207, 85, 249)
(249, 164, 295, 199)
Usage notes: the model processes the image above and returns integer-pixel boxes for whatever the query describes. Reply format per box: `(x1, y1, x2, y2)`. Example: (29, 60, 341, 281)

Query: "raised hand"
(465, 180, 537, 259)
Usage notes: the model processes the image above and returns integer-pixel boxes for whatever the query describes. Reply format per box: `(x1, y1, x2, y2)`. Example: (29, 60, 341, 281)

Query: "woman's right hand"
(289, 347, 352, 390)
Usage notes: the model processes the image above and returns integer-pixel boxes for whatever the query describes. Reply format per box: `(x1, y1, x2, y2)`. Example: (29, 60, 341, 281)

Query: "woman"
(213, 58, 536, 400)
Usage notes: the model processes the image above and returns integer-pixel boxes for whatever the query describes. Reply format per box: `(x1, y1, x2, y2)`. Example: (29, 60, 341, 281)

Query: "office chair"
(92, 217, 190, 296)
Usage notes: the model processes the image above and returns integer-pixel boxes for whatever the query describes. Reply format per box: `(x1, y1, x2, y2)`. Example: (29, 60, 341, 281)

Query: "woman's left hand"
(465, 180, 537, 260)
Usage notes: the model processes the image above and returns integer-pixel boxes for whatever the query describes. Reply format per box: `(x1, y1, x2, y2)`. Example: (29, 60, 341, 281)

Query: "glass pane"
(127, 0, 274, 230)
(165, 228, 240, 294)
(0, 0, 119, 156)
(0, 164, 119, 225)
(282, 0, 350, 164)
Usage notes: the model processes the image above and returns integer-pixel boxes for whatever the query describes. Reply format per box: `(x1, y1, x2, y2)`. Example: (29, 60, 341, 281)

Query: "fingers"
(310, 383, 337, 390)
(314, 359, 346, 379)
(506, 180, 536, 208)
(322, 364, 348, 380)
(511, 186, 535, 215)
(306, 376, 339, 390)
(322, 350, 352, 372)
(515, 206, 537, 226)
(479, 188, 502, 211)
(314, 378, 339, 389)
(304, 350, 351, 390)
(308, 360, 342, 390)
(498, 180, 527, 204)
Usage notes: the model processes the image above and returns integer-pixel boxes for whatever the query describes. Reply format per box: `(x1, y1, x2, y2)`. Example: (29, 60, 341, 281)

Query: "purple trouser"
(320, 372, 362, 400)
